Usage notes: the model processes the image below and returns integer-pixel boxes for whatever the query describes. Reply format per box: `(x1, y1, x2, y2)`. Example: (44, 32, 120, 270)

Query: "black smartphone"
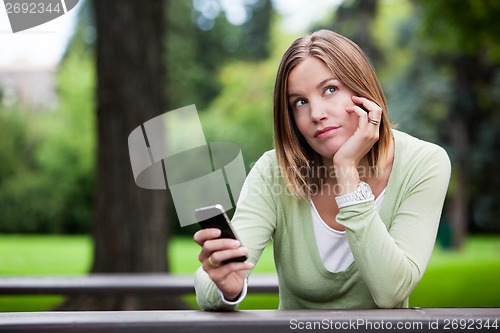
(359, 104, 368, 112)
(195, 204, 247, 264)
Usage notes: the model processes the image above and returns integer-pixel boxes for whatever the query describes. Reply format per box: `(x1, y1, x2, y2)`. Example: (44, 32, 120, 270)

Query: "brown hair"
(273, 30, 393, 200)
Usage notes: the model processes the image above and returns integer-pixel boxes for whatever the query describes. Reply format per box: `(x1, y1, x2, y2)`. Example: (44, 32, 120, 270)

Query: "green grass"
(0, 234, 498, 311)
(0, 235, 93, 312)
(410, 235, 500, 307)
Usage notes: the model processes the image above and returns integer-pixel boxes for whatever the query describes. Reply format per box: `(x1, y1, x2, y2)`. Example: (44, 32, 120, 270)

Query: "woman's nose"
(310, 102, 328, 122)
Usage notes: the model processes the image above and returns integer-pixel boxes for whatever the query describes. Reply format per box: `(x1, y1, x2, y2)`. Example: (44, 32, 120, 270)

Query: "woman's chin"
(318, 151, 336, 165)
(309, 142, 341, 164)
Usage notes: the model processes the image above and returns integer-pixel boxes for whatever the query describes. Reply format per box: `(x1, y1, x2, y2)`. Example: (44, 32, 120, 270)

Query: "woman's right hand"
(193, 228, 254, 301)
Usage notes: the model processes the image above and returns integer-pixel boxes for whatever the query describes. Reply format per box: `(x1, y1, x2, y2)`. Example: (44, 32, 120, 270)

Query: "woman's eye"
(325, 86, 337, 95)
(294, 99, 307, 108)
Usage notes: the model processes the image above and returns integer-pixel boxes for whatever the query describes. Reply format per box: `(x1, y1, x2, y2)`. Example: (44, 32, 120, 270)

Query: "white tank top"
(310, 188, 386, 273)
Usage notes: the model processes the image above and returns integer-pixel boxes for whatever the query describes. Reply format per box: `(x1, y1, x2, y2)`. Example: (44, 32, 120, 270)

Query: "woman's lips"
(314, 126, 340, 138)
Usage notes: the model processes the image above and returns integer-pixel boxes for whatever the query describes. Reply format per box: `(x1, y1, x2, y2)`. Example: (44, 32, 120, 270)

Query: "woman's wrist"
(334, 164, 360, 196)
(218, 279, 248, 305)
(223, 290, 242, 302)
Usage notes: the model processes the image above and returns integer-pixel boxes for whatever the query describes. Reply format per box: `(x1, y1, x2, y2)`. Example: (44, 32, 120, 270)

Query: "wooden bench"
(0, 275, 497, 332)
(0, 308, 498, 332)
(0, 274, 279, 295)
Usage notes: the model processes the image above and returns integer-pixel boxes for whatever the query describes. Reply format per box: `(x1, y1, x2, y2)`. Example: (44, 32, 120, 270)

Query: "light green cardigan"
(194, 130, 451, 310)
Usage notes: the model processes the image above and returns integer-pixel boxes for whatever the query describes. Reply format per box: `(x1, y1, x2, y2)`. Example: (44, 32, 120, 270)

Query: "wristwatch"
(335, 181, 374, 209)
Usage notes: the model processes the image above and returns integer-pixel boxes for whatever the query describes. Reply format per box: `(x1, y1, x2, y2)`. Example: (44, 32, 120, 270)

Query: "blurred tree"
(0, 6, 95, 234)
(165, 0, 273, 110)
(0, 0, 274, 237)
(322, 0, 500, 247)
(0, 106, 41, 232)
(169, 26, 294, 237)
(389, 0, 500, 247)
(166, 0, 274, 235)
(58, 0, 185, 310)
(324, 0, 382, 67)
(201, 59, 275, 169)
(0, 106, 33, 196)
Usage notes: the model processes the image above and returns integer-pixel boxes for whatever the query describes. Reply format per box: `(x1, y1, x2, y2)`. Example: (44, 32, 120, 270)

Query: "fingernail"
(233, 240, 241, 247)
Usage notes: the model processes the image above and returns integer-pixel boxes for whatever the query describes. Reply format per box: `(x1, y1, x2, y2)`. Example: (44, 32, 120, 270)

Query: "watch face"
(359, 183, 372, 199)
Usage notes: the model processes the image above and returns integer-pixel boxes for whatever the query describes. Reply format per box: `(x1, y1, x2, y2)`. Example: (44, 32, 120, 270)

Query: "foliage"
(170, 43, 278, 237)
(35, 36, 96, 233)
(417, 0, 500, 61)
(391, 0, 500, 232)
(199, 25, 302, 169)
(0, 107, 41, 232)
(0, 107, 37, 187)
(165, 0, 273, 110)
(0, 22, 95, 233)
(200, 60, 275, 169)
(0, 0, 275, 235)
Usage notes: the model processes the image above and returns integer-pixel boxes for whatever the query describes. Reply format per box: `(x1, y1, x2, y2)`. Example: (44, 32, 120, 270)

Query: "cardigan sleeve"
(194, 151, 278, 311)
(336, 145, 451, 308)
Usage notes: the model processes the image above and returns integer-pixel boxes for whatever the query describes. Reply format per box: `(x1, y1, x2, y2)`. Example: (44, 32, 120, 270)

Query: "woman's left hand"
(333, 95, 382, 168)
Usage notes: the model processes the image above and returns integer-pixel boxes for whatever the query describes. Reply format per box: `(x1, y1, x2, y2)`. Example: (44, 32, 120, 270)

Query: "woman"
(193, 30, 450, 310)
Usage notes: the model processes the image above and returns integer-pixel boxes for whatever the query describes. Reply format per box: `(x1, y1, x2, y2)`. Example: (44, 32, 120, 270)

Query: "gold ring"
(207, 256, 219, 268)
(368, 118, 380, 125)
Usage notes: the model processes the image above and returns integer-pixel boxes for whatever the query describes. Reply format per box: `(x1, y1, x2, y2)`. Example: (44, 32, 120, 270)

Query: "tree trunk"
(448, 117, 468, 249)
(445, 54, 493, 249)
(57, 0, 187, 310)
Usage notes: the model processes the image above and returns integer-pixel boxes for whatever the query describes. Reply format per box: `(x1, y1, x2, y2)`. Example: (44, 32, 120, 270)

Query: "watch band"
(335, 181, 374, 209)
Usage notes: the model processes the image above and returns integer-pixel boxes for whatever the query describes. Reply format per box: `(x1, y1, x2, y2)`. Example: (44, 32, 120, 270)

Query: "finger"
(346, 104, 370, 130)
(210, 247, 249, 265)
(352, 96, 382, 125)
(203, 246, 250, 273)
(203, 237, 240, 251)
(367, 108, 382, 126)
(198, 238, 241, 263)
(347, 103, 380, 144)
(193, 228, 221, 246)
(206, 261, 255, 280)
(207, 255, 220, 269)
(351, 96, 380, 112)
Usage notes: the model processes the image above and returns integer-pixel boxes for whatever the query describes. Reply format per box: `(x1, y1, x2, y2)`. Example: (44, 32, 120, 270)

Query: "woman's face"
(287, 56, 359, 163)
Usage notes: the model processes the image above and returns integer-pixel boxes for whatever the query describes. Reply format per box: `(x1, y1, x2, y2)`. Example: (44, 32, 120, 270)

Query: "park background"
(0, 0, 499, 311)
